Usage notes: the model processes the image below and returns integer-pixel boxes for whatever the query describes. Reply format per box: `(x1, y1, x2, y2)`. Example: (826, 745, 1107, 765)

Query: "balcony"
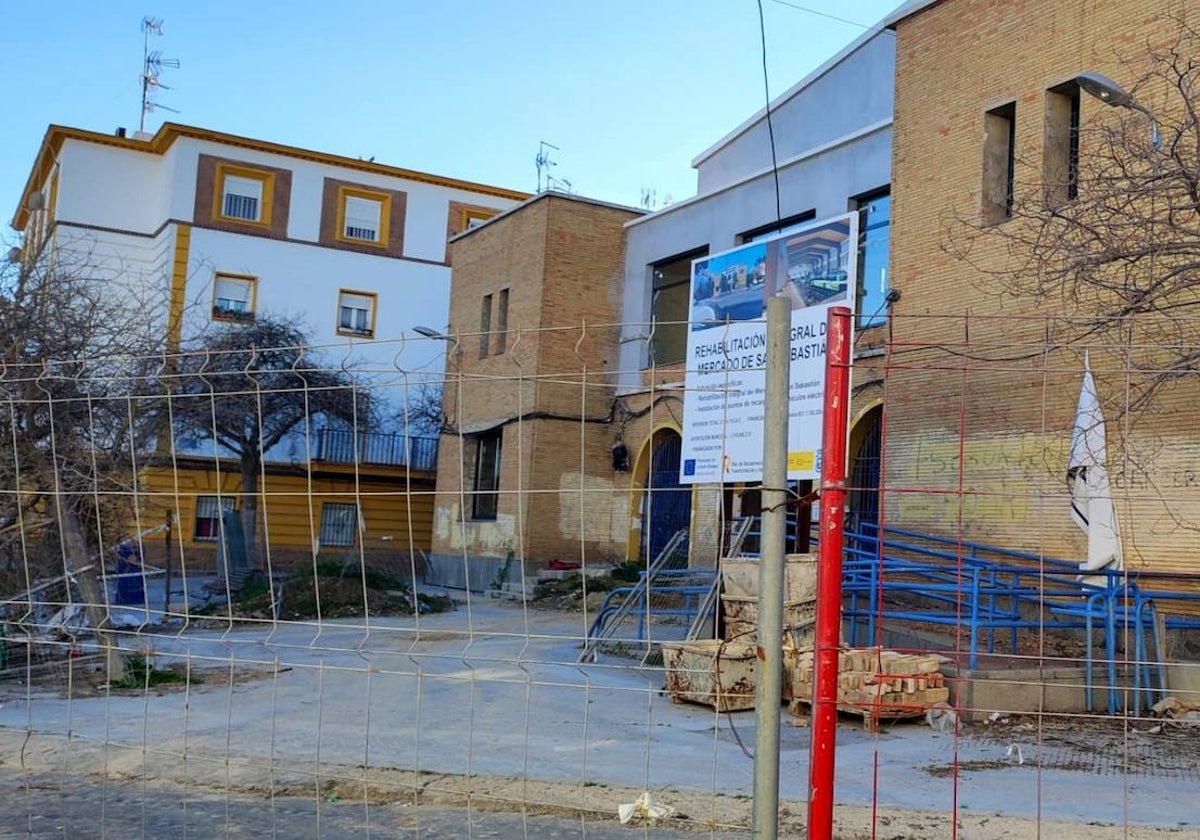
(313, 428, 439, 472)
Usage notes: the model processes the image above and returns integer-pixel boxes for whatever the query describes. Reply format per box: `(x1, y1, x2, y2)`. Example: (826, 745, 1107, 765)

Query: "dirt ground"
(966, 713, 1200, 779)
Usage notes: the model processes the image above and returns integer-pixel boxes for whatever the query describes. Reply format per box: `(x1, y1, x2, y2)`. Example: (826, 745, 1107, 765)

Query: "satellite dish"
(26, 193, 45, 211)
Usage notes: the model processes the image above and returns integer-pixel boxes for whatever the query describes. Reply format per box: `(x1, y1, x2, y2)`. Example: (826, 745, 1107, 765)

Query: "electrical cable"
(756, 0, 783, 228)
(766, 0, 874, 30)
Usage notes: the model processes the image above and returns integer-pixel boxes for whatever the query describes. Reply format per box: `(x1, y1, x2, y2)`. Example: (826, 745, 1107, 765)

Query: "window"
(465, 209, 493, 230)
(211, 273, 256, 321)
(215, 164, 273, 225)
(738, 210, 816, 244)
(650, 247, 708, 366)
(854, 189, 890, 328)
(194, 495, 235, 541)
(319, 502, 358, 547)
(1045, 82, 1081, 207)
(336, 187, 391, 247)
(982, 102, 1017, 223)
(479, 294, 493, 358)
(495, 288, 509, 354)
(337, 290, 377, 337)
(471, 430, 502, 520)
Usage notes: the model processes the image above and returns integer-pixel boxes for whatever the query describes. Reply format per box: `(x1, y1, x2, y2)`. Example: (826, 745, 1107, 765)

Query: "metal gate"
(641, 432, 691, 562)
(847, 407, 882, 532)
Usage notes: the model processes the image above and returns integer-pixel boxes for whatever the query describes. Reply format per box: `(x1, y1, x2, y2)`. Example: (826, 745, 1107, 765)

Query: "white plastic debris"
(926, 702, 958, 734)
(987, 712, 1002, 723)
(617, 791, 676, 825)
(1005, 743, 1025, 765)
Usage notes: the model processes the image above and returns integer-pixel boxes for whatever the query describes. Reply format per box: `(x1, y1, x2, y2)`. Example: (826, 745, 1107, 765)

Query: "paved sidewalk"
(1, 602, 1197, 832)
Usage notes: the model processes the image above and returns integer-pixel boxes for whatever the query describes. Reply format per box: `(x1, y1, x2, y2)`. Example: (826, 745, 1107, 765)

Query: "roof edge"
(448, 189, 645, 243)
(690, 19, 895, 169)
(13, 122, 530, 231)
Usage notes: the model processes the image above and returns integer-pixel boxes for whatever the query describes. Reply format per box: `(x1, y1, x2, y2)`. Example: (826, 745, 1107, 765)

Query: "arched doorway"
(847, 405, 882, 536)
(640, 430, 692, 562)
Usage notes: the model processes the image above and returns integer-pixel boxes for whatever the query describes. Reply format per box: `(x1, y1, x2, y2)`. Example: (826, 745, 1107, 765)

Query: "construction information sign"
(680, 213, 857, 484)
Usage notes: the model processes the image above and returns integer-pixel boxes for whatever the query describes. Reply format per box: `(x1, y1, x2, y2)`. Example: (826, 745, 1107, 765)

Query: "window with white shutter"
(194, 496, 236, 541)
(335, 186, 391, 247)
(337, 290, 377, 337)
(343, 196, 382, 242)
(221, 175, 264, 222)
(212, 273, 256, 321)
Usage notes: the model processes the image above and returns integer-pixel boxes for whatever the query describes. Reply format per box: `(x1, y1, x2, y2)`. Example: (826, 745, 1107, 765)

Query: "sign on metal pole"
(679, 213, 858, 484)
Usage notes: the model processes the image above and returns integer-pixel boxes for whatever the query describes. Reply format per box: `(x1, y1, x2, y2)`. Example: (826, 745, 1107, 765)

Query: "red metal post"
(807, 305, 852, 840)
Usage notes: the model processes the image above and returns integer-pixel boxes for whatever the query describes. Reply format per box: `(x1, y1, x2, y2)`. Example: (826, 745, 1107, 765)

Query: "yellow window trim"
(462, 207, 494, 229)
(212, 162, 275, 228)
(335, 185, 391, 248)
(211, 271, 259, 322)
(335, 288, 379, 339)
(14, 124, 529, 232)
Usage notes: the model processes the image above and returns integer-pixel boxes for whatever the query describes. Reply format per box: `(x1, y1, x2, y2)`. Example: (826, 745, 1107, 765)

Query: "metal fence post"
(752, 296, 790, 839)
(807, 305, 852, 840)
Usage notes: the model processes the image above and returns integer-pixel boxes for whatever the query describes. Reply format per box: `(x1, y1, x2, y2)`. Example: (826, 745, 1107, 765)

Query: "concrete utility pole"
(751, 296, 790, 839)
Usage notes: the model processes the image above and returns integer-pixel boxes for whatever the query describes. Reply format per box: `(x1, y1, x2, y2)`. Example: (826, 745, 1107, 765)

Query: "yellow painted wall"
(135, 460, 435, 562)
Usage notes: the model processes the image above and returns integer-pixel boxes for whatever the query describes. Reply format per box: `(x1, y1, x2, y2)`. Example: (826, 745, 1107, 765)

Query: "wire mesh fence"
(0, 315, 1198, 838)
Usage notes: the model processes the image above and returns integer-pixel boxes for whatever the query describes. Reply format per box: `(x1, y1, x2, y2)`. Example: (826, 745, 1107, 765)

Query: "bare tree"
(947, 21, 1200, 418)
(0, 243, 167, 682)
(395, 378, 445, 436)
(171, 316, 368, 565)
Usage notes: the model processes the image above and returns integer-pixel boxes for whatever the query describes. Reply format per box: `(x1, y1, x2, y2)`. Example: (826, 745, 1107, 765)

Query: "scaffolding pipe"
(751, 296, 790, 839)
(807, 305, 852, 840)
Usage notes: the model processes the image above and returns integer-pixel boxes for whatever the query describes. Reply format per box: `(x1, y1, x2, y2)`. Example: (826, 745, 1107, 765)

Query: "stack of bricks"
(788, 647, 950, 731)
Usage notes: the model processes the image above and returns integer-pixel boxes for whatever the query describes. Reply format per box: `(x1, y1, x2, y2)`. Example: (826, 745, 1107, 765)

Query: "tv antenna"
(535, 141, 574, 194)
(140, 17, 181, 133)
(640, 188, 656, 209)
(535, 141, 558, 192)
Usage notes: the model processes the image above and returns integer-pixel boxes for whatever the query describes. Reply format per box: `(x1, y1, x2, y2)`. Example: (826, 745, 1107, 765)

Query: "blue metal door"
(642, 432, 691, 561)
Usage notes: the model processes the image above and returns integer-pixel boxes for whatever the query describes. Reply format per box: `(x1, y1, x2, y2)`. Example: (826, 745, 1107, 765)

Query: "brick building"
(427, 193, 643, 588)
(886, 0, 1200, 582)
(425, 26, 899, 589)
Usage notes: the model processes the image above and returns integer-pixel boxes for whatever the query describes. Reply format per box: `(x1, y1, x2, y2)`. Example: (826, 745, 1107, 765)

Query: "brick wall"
(432, 196, 641, 569)
(890, 0, 1199, 579)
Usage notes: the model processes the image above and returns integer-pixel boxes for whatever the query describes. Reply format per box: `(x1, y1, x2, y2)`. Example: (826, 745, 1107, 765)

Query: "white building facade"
(12, 123, 527, 392)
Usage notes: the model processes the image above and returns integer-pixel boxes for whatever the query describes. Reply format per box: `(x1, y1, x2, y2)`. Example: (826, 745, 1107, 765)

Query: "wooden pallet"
(787, 695, 944, 733)
(788, 646, 951, 731)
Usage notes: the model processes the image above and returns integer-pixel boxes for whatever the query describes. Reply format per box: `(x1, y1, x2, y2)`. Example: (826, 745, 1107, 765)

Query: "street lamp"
(1075, 71, 1161, 149)
(412, 324, 462, 361)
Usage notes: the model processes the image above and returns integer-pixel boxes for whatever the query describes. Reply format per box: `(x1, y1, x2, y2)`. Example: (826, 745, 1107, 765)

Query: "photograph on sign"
(679, 213, 858, 484)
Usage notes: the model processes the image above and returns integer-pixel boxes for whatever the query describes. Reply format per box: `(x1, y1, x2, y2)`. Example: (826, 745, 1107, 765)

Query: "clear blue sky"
(1, 0, 903, 236)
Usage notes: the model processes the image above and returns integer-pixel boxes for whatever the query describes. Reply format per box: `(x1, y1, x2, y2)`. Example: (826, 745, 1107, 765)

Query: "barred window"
(320, 502, 358, 547)
(222, 175, 263, 222)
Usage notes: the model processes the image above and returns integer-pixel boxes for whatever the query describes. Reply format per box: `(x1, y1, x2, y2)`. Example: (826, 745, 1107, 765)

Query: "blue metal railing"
(823, 521, 1200, 713)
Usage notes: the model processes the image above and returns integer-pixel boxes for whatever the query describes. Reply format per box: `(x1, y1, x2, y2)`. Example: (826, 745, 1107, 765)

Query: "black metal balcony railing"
(314, 429, 439, 471)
